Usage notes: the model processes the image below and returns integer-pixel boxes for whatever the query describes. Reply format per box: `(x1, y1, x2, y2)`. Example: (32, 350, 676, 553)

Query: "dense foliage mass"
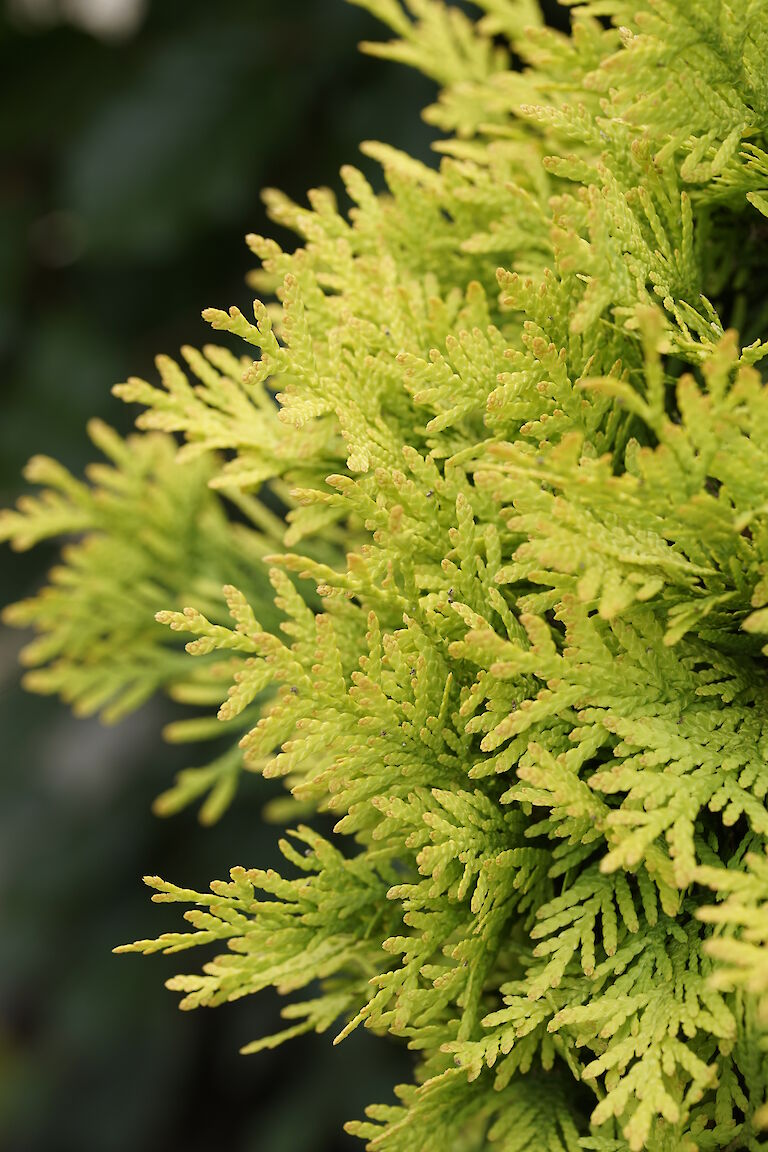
(5, 1, 768, 1147)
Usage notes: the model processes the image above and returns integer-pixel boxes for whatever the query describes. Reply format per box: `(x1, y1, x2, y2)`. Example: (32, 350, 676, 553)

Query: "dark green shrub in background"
(4, 2, 768, 1150)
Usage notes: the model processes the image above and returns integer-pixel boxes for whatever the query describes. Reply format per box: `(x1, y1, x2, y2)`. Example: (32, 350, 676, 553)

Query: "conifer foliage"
(4, 1, 768, 1147)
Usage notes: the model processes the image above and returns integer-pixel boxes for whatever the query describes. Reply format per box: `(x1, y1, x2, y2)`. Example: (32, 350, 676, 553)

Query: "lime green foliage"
(0, 411, 284, 821)
(699, 850, 768, 1015)
(7, 0, 768, 1148)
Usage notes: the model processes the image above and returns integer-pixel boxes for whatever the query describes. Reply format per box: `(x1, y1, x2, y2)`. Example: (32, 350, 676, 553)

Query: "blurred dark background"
(0, 2, 568, 1150)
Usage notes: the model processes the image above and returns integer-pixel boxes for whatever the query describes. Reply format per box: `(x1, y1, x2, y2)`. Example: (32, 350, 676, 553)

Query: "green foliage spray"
(4, 2, 768, 1148)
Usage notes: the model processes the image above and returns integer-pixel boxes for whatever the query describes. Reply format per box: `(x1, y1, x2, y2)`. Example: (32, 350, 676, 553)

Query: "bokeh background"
(0, 3, 567, 1151)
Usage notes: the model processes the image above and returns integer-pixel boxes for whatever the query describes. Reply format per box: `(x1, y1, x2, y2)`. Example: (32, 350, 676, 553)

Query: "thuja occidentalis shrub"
(5, 2, 768, 1148)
